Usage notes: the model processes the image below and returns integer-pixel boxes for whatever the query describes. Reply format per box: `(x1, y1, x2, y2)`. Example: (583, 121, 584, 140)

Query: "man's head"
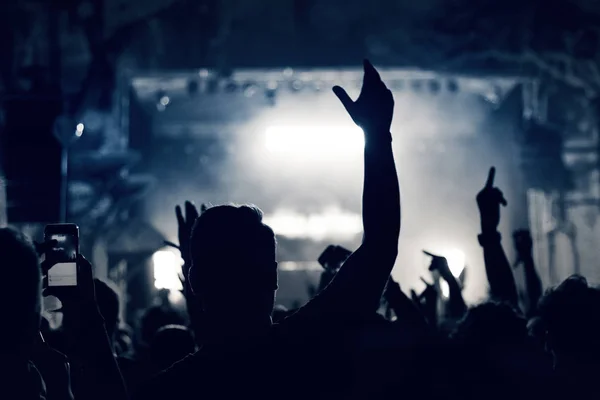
(0, 228, 41, 361)
(188, 205, 277, 325)
(537, 275, 600, 369)
(94, 279, 120, 344)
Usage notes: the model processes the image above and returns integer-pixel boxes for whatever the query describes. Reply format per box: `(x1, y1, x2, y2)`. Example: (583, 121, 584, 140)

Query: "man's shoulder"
(133, 352, 200, 400)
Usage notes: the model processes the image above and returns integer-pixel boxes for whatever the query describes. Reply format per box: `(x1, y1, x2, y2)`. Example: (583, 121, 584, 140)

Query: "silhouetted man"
(134, 60, 400, 400)
(0, 228, 47, 399)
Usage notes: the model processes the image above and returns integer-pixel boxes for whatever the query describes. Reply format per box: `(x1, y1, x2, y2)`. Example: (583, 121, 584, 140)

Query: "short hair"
(537, 275, 600, 361)
(188, 205, 277, 295)
(94, 279, 120, 339)
(0, 227, 41, 359)
(149, 325, 196, 370)
(452, 301, 527, 347)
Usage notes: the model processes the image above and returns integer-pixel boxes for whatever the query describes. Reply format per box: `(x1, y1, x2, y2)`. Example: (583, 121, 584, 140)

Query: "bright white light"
(440, 280, 450, 298)
(75, 123, 84, 137)
(263, 208, 362, 240)
(445, 248, 466, 278)
(431, 248, 465, 299)
(153, 250, 183, 291)
(159, 96, 170, 106)
(264, 126, 364, 154)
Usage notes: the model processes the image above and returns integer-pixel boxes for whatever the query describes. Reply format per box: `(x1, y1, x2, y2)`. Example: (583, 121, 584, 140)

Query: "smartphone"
(318, 245, 352, 270)
(43, 224, 79, 288)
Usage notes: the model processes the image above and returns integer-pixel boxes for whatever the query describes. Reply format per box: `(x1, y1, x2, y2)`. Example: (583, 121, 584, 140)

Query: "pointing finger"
(485, 167, 496, 189)
(363, 59, 381, 83)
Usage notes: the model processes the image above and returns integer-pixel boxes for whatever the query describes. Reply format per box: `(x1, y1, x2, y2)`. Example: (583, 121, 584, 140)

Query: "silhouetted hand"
(384, 277, 403, 303)
(424, 251, 453, 282)
(34, 239, 58, 257)
(513, 229, 533, 264)
(477, 167, 507, 233)
(333, 59, 394, 138)
(412, 277, 438, 325)
(419, 277, 438, 305)
(173, 201, 202, 268)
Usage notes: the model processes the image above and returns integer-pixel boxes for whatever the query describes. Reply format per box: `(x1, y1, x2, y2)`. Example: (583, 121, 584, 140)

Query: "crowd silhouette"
(3, 60, 598, 399)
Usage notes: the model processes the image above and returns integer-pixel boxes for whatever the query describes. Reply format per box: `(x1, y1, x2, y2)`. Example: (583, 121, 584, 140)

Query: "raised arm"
(477, 167, 518, 307)
(299, 60, 400, 317)
(513, 229, 542, 316)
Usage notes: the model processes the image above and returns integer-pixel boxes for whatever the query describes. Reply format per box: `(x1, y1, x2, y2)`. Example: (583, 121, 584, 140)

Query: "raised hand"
(34, 239, 58, 257)
(476, 167, 507, 233)
(333, 60, 394, 139)
(173, 201, 202, 268)
(424, 250, 453, 282)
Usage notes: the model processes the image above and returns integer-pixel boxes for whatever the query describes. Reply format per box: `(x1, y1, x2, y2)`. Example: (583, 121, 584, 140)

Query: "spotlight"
(428, 80, 441, 94)
(265, 88, 277, 106)
(75, 123, 85, 137)
(411, 80, 423, 92)
(291, 80, 303, 91)
(484, 86, 502, 105)
(283, 68, 294, 78)
(447, 79, 459, 93)
(445, 248, 466, 278)
(313, 80, 325, 91)
(243, 82, 257, 97)
(156, 90, 170, 111)
(264, 125, 364, 154)
(152, 250, 183, 291)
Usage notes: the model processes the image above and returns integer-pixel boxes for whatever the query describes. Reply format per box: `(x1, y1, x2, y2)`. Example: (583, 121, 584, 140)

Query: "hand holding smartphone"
(43, 224, 79, 289)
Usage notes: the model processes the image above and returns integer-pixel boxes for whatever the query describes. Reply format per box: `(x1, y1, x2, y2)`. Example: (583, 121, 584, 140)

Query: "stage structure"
(118, 67, 538, 308)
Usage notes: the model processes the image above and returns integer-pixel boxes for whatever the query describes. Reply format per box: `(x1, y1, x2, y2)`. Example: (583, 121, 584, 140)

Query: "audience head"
(139, 305, 186, 348)
(0, 228, 41, 362)
(189, 205, 278, 325)
(452, 301, 528, 349)
(537, 275, 600, 369)
(149, 324, 196, 371)
(93, 279, 120, 344)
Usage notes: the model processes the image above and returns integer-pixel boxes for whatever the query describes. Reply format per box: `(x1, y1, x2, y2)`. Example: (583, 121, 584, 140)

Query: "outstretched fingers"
(185, 201, 199, 223)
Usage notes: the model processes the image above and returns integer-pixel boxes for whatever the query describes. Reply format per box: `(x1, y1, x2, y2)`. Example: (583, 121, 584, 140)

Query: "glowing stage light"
(263, 208, 362, 240)
(75, 123, 85, 137)
(159, 96, 170, 106)
(445, 248, 466, 279)
(264, 126, 364, 154)
(153, 250, 183, 291)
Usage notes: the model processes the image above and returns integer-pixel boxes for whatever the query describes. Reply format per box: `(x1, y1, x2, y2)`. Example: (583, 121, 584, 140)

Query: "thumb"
(332, 86, 355, 116)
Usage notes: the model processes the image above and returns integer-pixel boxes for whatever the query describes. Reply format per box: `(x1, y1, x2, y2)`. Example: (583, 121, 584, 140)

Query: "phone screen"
(47, 233, 78, 287)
